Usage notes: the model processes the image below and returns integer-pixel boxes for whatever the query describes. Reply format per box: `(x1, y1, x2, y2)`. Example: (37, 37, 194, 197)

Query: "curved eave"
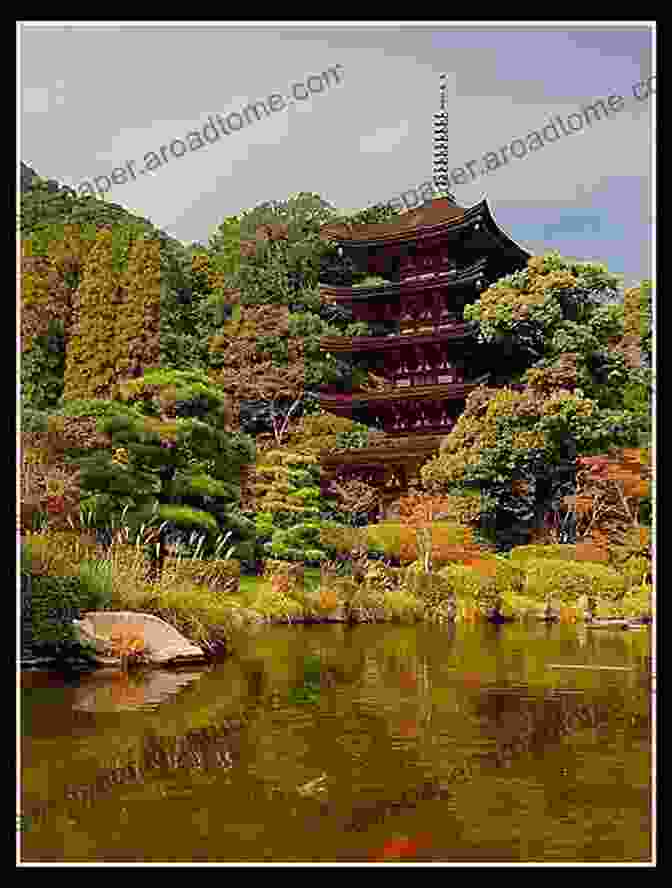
(320, 435, 445, 466)
(477, 198, 532, 266)
(321, 198, 531, 269)
(320, 324, 478, 353)
(320, 256, 490, 302)
(319, 198, 465, 244)
(323, 201, 484, 249)
(319, 382, 478, 405)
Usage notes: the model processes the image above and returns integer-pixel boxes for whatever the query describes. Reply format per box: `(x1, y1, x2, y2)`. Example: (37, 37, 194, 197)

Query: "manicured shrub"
(21, 573, 99, 661)
(520, 557, 625, 606)
(509, 543, 610, 564)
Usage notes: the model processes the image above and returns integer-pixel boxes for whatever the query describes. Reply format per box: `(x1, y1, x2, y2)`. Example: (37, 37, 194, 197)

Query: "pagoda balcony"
(319, 382, 477, 436)
(320, 326, 478, 389)
(320, 258, 489, 329)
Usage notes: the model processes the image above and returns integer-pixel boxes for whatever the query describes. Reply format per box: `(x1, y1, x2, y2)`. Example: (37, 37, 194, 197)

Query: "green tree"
(74, 370, 256, 569)
(421, 254, 651, 550)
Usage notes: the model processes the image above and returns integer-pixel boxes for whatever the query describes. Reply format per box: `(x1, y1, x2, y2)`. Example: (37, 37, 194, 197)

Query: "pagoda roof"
(320, 323, 477, 353)
(320, 382, 479, 406)
(320, 434, 445, 468)
(320, 198, 464, 243)
(320, 257, 489, 302)
(320, 198, 531, 263)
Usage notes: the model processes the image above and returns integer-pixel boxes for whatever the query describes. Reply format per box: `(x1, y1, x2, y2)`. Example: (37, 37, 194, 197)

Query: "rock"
(72, 612, 207, 667)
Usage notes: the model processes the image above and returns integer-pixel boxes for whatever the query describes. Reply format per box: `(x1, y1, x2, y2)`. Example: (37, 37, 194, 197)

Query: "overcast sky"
(19, 23, 654, 287)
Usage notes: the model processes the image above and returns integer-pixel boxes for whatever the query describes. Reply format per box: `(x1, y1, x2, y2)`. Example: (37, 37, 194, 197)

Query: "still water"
(20, 622, 652, 863)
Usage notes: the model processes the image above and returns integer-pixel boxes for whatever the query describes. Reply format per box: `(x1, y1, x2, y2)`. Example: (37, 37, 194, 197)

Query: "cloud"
(359, 121, 409, 155)
(23, 87, 51, 114)
(23, 81, 67, 113)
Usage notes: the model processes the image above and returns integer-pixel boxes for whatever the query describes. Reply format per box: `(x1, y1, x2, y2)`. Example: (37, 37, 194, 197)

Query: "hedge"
(21, 573, 99, 661)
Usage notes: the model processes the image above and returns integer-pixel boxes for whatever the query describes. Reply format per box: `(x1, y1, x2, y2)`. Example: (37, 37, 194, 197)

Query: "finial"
(433, 73, 455, 202)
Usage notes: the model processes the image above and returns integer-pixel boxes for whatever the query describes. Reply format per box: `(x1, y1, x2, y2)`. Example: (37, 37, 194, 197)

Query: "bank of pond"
(20, 530, 652, 668)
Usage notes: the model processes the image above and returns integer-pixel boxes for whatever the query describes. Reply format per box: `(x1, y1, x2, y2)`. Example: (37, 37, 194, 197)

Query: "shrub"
(621, 555, 651, 589)
(380, 588, 425, 623)
(21, 531, 101, 578)
(402, 569, 455, 621)
(249, 580, 304, 622)
(509, 543, 610, 564)
(262, 559, 305, 593)
(367, 521, 478, 565)
(520, 557, 625, 606)
(618, 583, 652, 619)
(348, 584, 387, 622)
(319, 525, 368, 557)
(21, 407, 51, 434)
(76, 558, 115, 611)
(436, 563, 490, 618)
(21, 573, 99, 661)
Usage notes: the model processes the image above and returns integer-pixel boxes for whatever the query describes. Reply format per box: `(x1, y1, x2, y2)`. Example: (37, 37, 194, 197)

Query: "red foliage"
(562, 448, 650, 552)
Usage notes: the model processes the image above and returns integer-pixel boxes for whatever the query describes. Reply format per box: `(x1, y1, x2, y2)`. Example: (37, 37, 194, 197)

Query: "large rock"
(72, 611, 207, 667)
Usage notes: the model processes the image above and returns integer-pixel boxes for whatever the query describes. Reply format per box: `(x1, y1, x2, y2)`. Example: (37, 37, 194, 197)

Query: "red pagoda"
(317, 75, 532, 517)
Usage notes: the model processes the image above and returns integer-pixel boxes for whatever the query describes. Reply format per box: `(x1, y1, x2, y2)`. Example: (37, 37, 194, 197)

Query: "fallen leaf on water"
(399, 670, 417, 691)
(397, 718, 419, 738)
(369, 833, 433, 861)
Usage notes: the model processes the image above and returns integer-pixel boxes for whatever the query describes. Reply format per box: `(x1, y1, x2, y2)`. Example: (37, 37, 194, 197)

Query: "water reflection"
(21, 623, 652, 863)
(72, 669, 207, 713)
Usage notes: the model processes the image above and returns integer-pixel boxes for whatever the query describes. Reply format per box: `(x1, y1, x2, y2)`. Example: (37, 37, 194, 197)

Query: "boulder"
(72, 611, 207, 667)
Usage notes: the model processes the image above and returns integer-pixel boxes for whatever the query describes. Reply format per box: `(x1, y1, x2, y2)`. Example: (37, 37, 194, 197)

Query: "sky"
(19, 23, 655, 287)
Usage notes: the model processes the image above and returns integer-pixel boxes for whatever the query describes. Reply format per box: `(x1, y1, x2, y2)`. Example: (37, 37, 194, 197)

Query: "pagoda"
(317, 75, 531, 518)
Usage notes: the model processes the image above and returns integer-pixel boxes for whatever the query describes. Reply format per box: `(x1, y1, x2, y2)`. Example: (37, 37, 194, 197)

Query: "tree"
(417, 253, 652, 549)
(74, 370, 256, 569)
(207, 214, 242, 278)
(325, 477, 380, 527)
(420, 358, 643, 551)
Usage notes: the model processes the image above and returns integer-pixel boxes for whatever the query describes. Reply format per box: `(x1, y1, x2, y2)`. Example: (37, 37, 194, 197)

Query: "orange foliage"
(399, 494, 459, 526)
(573, 541, 610, 563)
(561, 448, 651, 551)
(396, 493, 492, 565)
(462, 558, 498, 576)
(271, 574, 290, 596)
(319, 587, 339, 612)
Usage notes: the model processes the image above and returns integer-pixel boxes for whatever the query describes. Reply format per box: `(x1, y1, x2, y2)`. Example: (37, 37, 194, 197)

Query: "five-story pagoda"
(317, 75, 532, 517)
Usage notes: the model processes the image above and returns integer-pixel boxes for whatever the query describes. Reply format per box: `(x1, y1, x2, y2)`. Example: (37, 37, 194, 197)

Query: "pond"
(19, 622, 653, 863)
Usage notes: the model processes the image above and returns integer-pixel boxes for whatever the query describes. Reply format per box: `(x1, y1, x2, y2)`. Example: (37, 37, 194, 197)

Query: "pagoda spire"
(433, 73, 457, 204)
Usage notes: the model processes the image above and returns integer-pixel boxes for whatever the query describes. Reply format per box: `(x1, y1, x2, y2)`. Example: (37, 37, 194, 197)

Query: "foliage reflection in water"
(20, 622, 652, 863)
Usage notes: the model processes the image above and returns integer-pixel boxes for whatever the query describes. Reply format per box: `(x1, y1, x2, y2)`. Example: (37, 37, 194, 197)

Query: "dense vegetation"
(19, 163, 653, 660)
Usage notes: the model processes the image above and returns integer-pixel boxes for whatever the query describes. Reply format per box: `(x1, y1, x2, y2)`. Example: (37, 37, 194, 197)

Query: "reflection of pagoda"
(318, 75, 531, 517)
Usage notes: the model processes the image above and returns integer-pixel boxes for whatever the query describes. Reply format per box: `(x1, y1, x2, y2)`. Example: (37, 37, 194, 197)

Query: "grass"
(22, 509, 653, 659)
